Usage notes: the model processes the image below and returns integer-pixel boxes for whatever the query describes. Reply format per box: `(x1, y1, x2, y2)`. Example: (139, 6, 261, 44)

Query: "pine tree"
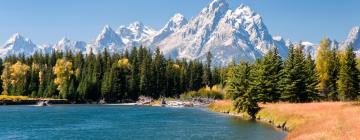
(226, 61, 251, 100)
(153, 48, 166, 97)
(304, 53, 319, 101)
(128, 47, 139, 100)
(29, 63, 40, 97)
(327, 48, 340, 100)
(279, 46, 307, 102)
(202, 51, 213, 87)
(252, 48, 283, 103)
(101, 66, 113, 102)
(337, 46, 360, 101)
(67, 77, 76, 101)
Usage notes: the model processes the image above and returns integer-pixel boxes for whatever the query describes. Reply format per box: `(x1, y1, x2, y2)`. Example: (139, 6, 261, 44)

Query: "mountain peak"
(201, 0, 229, 15)
(348, 26, 360, 40)
(1, 33, 39, 58)
(59, 37, 70, 43)
(129, 21, 144, 30)
(95, 25, 124, 47)
(6, 33, 28, 44)
(171, 13, 187, 23)
(101, 25, 114, 34)
(234, 4, 257, 17)
(342, 26, 360, 50)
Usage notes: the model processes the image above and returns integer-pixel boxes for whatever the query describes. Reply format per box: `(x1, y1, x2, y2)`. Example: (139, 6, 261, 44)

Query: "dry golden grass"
(208, 100, 234, 113)
(259, 102, 360, 140)
(0, 95, 30, 101)
(210, 101, 360, 140)
(0, 95, 65, 101)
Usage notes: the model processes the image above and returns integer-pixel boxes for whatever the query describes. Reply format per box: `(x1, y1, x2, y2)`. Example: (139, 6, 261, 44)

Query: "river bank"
(209, 100, 360, 140)
(0, 95, 68, 105)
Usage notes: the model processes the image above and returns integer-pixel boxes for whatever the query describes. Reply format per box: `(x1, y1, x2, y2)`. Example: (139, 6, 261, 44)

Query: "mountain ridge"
(1, 0, 359, 65)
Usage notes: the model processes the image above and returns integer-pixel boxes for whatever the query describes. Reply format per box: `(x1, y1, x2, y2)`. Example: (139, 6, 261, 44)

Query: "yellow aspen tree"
(53, 58, 74, 98)
(1, 62, 11, 95)
(9, 61, 30, 95)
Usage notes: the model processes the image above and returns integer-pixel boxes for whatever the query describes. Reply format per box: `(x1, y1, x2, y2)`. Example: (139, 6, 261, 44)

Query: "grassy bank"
(0, 95, 68, 105)
(209, 100, 360, 140)
(0, 95, 30, 101)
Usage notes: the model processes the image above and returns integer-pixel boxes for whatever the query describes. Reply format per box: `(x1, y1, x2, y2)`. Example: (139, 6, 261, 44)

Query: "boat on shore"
(36, 100, 49, 106)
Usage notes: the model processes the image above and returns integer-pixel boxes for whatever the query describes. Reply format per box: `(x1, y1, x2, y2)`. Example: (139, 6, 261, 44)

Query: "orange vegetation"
(208, 100, 234, 113)
(262, 102, 360, 140)
(209, 101, 360, 140)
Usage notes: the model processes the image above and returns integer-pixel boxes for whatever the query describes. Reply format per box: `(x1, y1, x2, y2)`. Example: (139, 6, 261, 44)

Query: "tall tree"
(9, 61, 30, 96)
(226, 61, 251, 100)
(279, 46, 307, 102)
(53, 58, 74, 99)
(337, 46, 360, 101)
(327, 48, 340, 100)
(304, 53, 319, 101)
(316, 39, 331, 97)
(203, 51, 213, 87)
(1, 62, 11, 95)
(253, 48, 283, 103)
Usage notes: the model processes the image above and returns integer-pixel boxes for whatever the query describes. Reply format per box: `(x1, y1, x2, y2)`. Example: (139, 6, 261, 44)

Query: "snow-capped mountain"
(0, 33, 41, 58)
(340, 26, 360, 56)
(117, 21, 157, 47)
(148, 13, 188, 48)
(0, 0, 358, 65)
(341, 26, 360, 50)
(53, 38, 87, 53)
(86, 25, 125, 54)
(155, 0, 287, 65)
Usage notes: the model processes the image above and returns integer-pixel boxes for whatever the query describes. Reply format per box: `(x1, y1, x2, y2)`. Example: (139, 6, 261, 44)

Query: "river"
(0, 105, 286, 140)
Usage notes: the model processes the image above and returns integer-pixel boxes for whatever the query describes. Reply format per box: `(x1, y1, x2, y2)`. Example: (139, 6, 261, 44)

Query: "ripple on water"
(0, 105, 286, 140)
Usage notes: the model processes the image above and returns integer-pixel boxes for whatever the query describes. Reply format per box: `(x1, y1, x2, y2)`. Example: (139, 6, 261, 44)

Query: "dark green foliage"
(337, 46, 360, 101)
(226, 61, 251, 100)
(252, 48, 283, 103)
(327, 48, 340, 100)
(0, 47, 221, 103)
(279, 45, 308, 102)
(304, 53, 319, 101)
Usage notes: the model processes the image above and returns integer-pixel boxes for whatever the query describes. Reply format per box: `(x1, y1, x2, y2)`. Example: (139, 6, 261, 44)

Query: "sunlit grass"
(0, 95, 30, 101)
(0, 95, 65, 101)
(209, 101, 360, 140)
(208, 100, 234, 113)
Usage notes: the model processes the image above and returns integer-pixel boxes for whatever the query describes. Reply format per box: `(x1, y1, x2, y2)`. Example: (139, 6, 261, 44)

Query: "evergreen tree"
(203, 51, 213, 87)
(252, 48, 283, 103)
(304, 53, 319, 101)
(327, 48, 340, 100)
(337, 46, 360, 101)
(279, 46, 307, 102)
(153, 48, 166, 97)
(226, 61, 251, 100)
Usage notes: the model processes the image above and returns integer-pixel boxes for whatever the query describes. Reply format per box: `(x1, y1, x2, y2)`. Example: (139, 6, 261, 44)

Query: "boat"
(37, 100, 49, 106)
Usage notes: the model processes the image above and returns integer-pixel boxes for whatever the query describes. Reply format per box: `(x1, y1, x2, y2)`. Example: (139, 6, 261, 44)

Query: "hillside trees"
(0, 47, 221, 103)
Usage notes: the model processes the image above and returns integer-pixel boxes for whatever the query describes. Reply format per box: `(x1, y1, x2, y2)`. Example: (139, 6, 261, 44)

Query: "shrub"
(180, 85, 224, 100)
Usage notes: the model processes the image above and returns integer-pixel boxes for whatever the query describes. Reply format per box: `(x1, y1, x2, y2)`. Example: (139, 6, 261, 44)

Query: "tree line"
(225, 38, 360, 117)
(0, 47, 222, 103)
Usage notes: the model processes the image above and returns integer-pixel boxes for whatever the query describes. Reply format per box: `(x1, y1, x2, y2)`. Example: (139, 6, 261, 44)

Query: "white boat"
(36, 100, 49, 106)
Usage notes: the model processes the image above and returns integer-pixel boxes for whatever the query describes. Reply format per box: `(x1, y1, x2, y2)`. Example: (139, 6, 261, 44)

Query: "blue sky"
(0, 0, 359, 44)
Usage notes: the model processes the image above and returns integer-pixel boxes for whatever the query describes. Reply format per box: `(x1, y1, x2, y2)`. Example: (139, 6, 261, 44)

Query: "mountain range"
(1, 0, 359, 65)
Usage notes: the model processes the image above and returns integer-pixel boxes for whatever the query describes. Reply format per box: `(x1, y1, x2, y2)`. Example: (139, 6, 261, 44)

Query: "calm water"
(0, 105, 286, 140)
